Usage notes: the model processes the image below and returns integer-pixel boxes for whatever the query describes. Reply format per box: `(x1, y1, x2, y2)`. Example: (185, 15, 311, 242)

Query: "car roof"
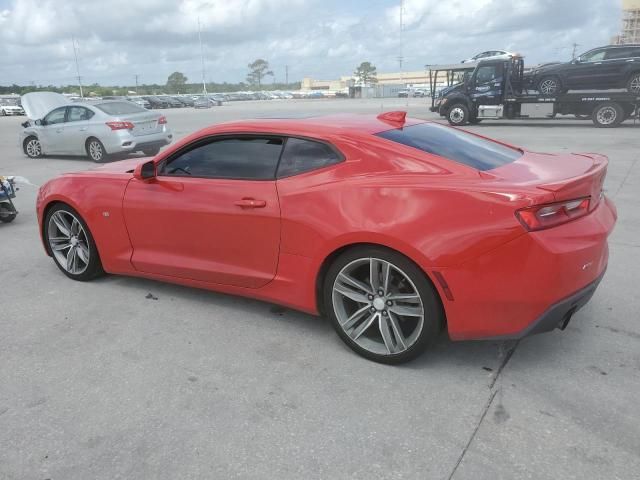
(200, 113, 425, 136)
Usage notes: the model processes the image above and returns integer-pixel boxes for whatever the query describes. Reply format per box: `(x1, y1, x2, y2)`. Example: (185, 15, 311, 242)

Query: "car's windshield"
(95, 101, 146, 115)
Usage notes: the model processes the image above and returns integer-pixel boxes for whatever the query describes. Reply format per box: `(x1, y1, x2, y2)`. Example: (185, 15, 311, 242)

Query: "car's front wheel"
(45, 204, 104, 281)
(537, 76, 561, 95)
(324, 246, 443, 364)
(86, 138, 108, 163)
(627, 72, 640, 93)
(23, 136, 42, 158)
(447, 103, 469, 126)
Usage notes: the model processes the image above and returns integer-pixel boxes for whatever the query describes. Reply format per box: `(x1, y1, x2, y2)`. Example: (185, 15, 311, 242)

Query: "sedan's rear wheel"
(324, 246, 443, 364)
(45, 204, 104, 281)
(86, 138, 108, 163)
(24, 136, 42, 158)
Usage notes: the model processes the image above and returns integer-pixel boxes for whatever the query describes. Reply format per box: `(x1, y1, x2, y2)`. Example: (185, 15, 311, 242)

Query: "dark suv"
(526, 44, 640, 94)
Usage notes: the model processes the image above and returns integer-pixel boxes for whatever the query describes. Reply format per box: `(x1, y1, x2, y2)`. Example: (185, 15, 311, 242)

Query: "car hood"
(439, 83, 464, 97)
(90, 157, 152, 174)
(21, 92, 71, 120)
(528, 61, 566, 76)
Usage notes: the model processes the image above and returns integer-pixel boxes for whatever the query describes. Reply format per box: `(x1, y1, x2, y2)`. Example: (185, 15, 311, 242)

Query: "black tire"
(447, 103, 469, 126)
(86, 138, 108, 163)
(0, 204, 17, 223)
(23, 136, 43, 158)
(44, 203, 104, 281)
(323, 246, 444, 364)
(0, 108, 6, 116)
(592, 102, 624, 128)
(537, 76, 561, 95)
(627, 72, 640, 93)
(142, 147, 161, 156)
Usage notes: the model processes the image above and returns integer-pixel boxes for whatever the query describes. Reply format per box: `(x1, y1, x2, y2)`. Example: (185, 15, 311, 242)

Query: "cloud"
(0, 0, 622, 87)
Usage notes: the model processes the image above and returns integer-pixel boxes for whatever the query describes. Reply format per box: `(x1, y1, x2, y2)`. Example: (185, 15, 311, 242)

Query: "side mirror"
(134, 160, 156, 181)
(35, 119, 43, 126)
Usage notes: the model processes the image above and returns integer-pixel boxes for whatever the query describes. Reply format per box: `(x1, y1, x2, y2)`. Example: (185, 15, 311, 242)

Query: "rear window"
(376, 122, 521, 171)
(95, 102, 146, 115)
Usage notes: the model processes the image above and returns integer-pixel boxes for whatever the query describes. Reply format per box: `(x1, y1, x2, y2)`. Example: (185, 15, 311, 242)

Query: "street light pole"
(71, 35, 83, 98)
(198, 17, 207, 95)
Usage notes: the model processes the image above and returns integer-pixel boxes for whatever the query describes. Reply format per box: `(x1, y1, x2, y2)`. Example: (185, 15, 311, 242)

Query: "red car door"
(122, 136, 283, 288)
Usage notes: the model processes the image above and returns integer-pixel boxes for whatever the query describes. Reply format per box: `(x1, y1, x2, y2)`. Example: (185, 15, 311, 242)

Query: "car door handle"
(56, 128, 63, 133)
(234, 198, 266, 208)
(80, 127, 88, 131)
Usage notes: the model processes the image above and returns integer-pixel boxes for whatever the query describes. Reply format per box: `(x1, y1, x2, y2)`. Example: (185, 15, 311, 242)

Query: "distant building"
(614, 0, 640, 44)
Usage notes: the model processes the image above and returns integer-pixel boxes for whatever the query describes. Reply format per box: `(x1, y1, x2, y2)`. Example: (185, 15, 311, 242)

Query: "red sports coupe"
(36, 112, 616, 363)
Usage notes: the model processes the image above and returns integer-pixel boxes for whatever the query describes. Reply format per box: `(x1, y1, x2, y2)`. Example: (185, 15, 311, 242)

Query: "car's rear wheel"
(592, 102, 624, 128)
(86, 138, 108, 163)
(537, 76, 561, 95)
(324, 246, 443, 364)
(627, 72, 640, 93)
(142, 147, 160, 156)
(0, 108, 6, 116)
(447, 103, 469, 126)
(45, 204, 104, 281)
(23, 136, 42, 158)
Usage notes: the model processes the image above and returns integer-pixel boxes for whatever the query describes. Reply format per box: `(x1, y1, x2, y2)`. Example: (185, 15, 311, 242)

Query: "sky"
(0, 0, 623, 87)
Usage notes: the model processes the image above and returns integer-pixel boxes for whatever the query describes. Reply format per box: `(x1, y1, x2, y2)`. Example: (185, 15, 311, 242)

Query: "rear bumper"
(439, 196, 616, 340)
(102, 129, 173, 154)
(489, 269, 605, 339)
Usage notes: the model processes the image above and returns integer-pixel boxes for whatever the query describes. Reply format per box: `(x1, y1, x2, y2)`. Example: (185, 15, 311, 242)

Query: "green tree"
(354, 61, 378, 86)
(166, 72, 188, 93)
(246, 59, 273, 88)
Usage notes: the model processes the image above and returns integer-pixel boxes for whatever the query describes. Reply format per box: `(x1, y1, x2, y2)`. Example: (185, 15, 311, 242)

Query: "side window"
(475, 65, 498, 84)
(161, 137, 283, 180)
(605, 48, 633, 60)
(67, 106, 94, 122)
(277, 137, 342, 178)
(580, 49, 606, 62)
(43, 107, 67, 125)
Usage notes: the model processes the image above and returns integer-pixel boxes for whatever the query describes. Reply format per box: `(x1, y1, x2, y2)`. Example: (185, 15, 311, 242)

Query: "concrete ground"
(1, 98, 639, 480)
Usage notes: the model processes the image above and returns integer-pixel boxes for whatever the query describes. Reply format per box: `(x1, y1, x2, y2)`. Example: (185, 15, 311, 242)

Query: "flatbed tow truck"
(429, 56, 640, 128)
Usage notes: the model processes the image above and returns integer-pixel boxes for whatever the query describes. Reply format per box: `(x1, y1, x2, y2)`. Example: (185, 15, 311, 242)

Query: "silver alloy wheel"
(88, 140, 103, 161)
(26, 138, 41, 157)
(47, 211, 90, 275)
(539, 79, 558, 94)
(332, 257, 425, 356)
(449, 107, 465, 123)
(596, 106, 617, 125)
(630, 75, 640, 93)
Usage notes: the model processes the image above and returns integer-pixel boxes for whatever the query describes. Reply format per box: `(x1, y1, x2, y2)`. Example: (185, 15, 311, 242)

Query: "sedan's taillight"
(516, 197, 590, 231)
(106, 121, 134, 130)
(158, 116, 167, 125)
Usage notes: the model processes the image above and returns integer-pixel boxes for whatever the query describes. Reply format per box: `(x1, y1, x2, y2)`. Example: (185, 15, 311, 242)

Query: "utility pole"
(285, 65, 289, 86)
(198, 17, 207, 95)
(571, 42, 580, 59)
(134, 74, 139, 94)
(71, 35, 83, 98)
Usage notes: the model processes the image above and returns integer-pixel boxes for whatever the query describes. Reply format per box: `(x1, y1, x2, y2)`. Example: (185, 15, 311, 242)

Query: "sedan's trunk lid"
(21, 92, 71, 120)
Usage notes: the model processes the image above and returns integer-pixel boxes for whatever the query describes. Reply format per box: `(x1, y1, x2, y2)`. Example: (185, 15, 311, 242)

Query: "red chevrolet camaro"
(36, 112, 616, 363)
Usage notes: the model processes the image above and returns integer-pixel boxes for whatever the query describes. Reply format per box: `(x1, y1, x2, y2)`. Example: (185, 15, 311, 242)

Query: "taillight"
(516, 197, 590, 231)
(106, 121, 134, 130)
(158, 116, 167, 125)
